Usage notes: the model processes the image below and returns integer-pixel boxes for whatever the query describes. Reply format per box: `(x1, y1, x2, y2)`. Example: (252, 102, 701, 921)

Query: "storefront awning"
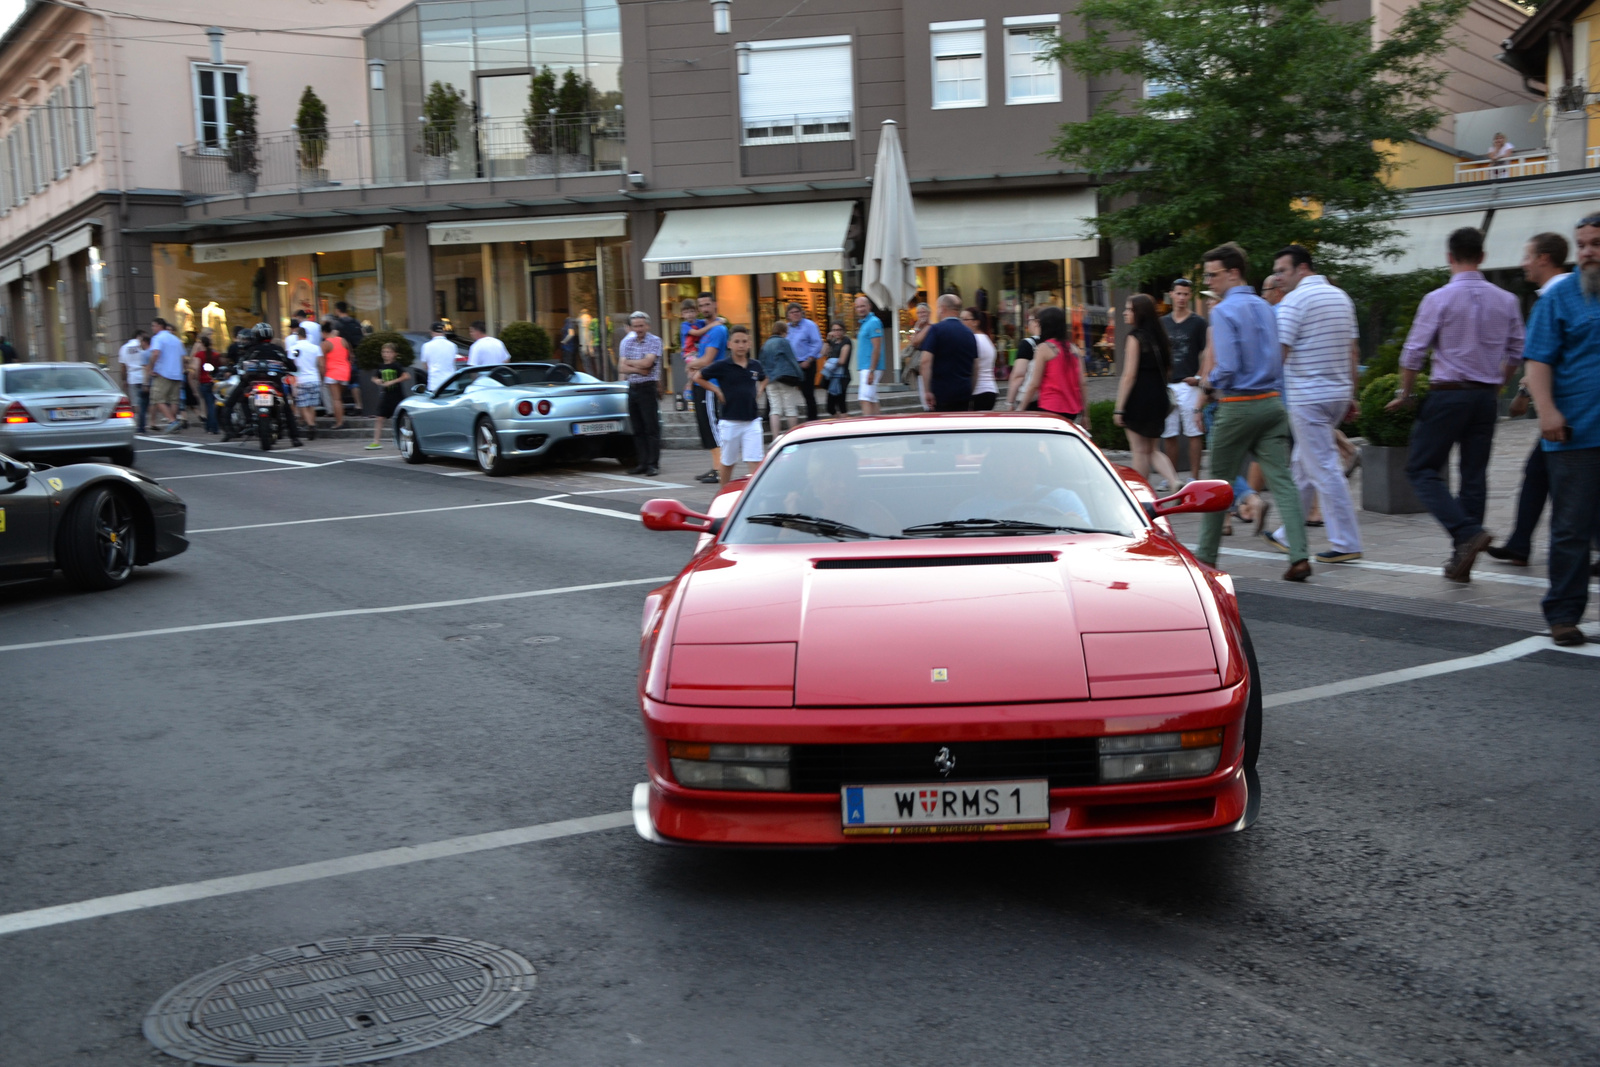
(642, 202, 855, 280)
(1483, 202, 1600, 270)
(21, 246, 50, 274)
(427, 213, 627, 246)
(1377, 211, 1487, 274)
(0, 260, 19, 285)
(191, 226, 389, 264)
(51, 224, 95, 262)
(913, 191, 1098, 266)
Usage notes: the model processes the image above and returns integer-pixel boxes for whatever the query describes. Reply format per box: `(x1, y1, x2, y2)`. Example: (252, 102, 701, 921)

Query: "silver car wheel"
(398, 415, 416, 457)
(476, 421, 499, 472)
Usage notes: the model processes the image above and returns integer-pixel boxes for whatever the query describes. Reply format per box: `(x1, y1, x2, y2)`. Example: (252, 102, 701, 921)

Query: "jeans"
(798, 362, 818, 420)
(134, 385, 149, 433)
(1504, 443, 1549, 559)
(628, 381, 661, 469)
(1542, 447, 1600, 626)
(1405, 389, 1497, 546)
(1277, 397, 1362, 553)
(1198, 396, 1306, 564)
(199, 382, 217, 433)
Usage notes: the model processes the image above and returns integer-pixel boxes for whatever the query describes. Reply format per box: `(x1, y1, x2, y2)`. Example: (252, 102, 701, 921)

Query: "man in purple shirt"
(1390, 227, 1524, 582)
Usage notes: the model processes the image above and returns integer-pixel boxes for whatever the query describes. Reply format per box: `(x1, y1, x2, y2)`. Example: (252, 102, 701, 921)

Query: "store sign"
(436, 228, 477, 245)
(657, 261, 694, 277)
(194, 245, 235, 263)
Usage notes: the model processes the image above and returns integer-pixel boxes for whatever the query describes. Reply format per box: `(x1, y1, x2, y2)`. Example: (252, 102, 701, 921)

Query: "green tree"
(422, 81, 467, 157)
(525, 66, 558, 154)
(1047, 0, 1470, 287)
(225, 93, 259, 175)
(556, 69, 594, 154)
(295, 86, 329, 171)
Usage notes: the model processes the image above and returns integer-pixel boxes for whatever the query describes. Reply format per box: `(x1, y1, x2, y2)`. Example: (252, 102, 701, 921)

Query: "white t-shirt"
(421, 335, 459, 391)
(299, 319, 323, 345)
(118, 340, 148, 385)
(289, 339, 322, 384)
(468, 336, 510, 366)
(971, 332, 998, 395)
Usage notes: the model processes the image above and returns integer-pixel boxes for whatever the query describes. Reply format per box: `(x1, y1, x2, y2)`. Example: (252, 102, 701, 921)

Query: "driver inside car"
(950, 439, 1089, 525)
(776, 445, 899, 538)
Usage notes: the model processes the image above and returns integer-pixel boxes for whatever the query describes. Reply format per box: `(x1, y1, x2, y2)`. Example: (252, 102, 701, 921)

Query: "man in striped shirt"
(1266, 246, 1363, 563)
(618, 312, 663, 476)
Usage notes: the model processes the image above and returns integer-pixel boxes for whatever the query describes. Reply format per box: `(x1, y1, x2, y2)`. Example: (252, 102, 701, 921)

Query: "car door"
(0, 468, 56, 580)
(411, 369, 481, 454)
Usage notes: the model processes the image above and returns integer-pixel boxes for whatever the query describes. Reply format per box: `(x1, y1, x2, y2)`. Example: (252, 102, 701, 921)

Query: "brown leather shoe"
(1551, 623, 1588, 647)
(1283, 559, 1311, 582)
(1443, 530, 1493, 583)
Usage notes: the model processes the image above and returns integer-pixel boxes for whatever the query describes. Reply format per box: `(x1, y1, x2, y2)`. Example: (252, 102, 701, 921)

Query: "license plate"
(252, 394, 273, 407)
(574, 420, 623, 436)
(48, 407, 96, 421)
(841, 779, 1051, 835)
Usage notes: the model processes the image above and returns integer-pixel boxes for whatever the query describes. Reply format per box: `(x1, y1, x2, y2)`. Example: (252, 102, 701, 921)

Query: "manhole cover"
(144, 935, 534, 1066)
(524, 635, 560, 646)
(443, 634, 482, 642)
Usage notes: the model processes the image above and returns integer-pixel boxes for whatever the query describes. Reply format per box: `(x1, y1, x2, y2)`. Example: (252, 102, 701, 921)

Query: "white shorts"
(766, 381, 801, 418)
(858, 375, 878, 403)
(717, 419, 765, 464)
(1163, 381, 1203, 438)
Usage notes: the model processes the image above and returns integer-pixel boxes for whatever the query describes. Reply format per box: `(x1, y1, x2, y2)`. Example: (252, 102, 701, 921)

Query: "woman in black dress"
(1113, 293, 1181, 490)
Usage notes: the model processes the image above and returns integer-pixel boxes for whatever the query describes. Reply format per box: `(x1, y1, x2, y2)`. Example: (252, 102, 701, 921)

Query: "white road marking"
(531, 495, 642, 521)
(0, 575, 673, 654)
(1210, 544, 1597, 592)
(158, 461, 344, 482)
(555, 470, 670, 486)
(191, 496, 555, 533)
(569, 483, 689, 494)
(134, 436, 319, 467)
(0, 811, 633, 936)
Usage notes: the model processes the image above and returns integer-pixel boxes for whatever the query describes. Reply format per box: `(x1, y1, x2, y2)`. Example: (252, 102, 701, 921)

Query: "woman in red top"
(187, 329, 219, 434)
(1021, 306, 1086, 424)
(321, 326, 355, 429)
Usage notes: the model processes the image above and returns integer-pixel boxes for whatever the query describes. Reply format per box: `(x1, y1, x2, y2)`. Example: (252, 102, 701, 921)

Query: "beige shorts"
(766, 381, 801, 418)
(149, 376, 181, 404)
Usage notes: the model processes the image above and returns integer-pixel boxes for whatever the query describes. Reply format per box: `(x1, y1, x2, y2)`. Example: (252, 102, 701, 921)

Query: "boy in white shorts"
(693, 324, 768, 485)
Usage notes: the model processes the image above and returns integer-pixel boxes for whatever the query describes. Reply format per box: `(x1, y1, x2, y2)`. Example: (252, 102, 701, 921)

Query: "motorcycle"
(225, 357, 295, 451)
(247, 378, 294, 451)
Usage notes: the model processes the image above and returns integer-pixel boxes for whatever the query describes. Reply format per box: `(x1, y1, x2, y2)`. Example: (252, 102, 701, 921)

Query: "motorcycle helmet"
(250, 322, 274, 341)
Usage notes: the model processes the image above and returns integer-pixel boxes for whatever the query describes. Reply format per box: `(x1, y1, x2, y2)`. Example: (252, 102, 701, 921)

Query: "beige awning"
(0, 261, 19, 285)
(1378, 212, 1487, 274)
(427, 213, 627, 246)
(642, 202, 855, 280)
(1483, 201, 1600, 270)
(51, 224, 95, 262)
(191, 226, 389, 264)
(21, 246, 51, 274)
(913, 190, 1098, 266)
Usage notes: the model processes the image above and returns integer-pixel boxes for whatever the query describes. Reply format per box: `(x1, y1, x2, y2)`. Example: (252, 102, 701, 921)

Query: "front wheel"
(474, 417, 512, 476)
(396, 413, 427, 464)
(58, 485, 137, 590)
(1240, 624, 1262, 773)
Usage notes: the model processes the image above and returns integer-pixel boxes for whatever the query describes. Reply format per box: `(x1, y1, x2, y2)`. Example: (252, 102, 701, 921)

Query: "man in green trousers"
(1195, 242, 1310, 581)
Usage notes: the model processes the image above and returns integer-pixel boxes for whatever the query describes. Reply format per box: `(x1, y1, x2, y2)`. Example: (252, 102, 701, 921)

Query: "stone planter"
(526, 153, 556, 176)
(557, 153, 591, 173)
(420, 155, 450, 181)
(1360, 443, 1425, 514)
(297, 168, 332, 187)
(226, 170, 257, 194)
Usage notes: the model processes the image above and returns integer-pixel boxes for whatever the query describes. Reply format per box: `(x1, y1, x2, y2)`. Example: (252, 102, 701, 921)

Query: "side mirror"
(0, 454, 31, 484)
(1145, 479, 1233, 518)
(411, 384, 429, 395)
(640, 498, 719, 534)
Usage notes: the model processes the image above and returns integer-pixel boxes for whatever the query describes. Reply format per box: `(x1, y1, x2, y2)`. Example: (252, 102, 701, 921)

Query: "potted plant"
(500, 321, 553, 361)
(555, 69, 593, 172)
(225, 93, 260, 194)
(295, 86, 329, 186)
(1356, 372, 1429, 514)
(421, 81, 466, 181)
(523, 66, 558, 174)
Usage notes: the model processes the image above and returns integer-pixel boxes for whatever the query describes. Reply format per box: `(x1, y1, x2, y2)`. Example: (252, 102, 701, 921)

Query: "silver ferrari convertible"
(394, 362, 634, 476)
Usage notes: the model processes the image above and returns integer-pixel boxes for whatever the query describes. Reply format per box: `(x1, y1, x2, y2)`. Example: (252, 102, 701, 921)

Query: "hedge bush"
(1088, 399, 1129, 452)
(354, 331, 415, 371)
(501, 321, 553, 362)
(1357, 372, 1428, 447)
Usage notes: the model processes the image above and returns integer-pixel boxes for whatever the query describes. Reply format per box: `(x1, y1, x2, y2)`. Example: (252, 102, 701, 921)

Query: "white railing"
(1454, 151, 1549, 183)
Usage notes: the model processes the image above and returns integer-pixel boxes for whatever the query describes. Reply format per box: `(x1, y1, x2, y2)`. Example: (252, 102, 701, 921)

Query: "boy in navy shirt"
(694, 325, 768, 485)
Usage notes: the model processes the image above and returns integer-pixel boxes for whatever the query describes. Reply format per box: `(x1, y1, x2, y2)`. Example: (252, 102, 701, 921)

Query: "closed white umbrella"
(860, 120, 921, 372)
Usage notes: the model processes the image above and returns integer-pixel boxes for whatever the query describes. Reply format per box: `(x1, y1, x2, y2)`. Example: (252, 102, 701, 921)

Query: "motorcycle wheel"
(258, 409, 275, 451)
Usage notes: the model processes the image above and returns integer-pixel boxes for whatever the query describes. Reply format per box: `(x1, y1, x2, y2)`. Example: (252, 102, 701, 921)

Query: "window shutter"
(932, 28, 984, 58)
(740, 40, 853, 126)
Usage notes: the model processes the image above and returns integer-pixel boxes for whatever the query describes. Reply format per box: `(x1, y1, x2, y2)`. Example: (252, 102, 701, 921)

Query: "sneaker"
(365, 441, 383, 450)
(695, 470, 720, 484)
(1283, 559, 1311, 582)
(1315, 549, 1362, 564)
(1443, 530, 1494, 583)
(627, 465, 648, 475)
(1484, 544, 1528, 565)
(1259, 530, 1291, 554)
(1252, 500, 1272, 538)
(164, 419, 182, 434)
(291, 439, 304, 448)
(1551, 623, 1588, 647)
(645, 466, 660, 476)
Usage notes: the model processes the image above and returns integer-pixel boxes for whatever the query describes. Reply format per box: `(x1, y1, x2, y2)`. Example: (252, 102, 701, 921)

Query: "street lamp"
(736, 41, 751, 75)
(711, 0, 730, 35)
(205, 27, 225, 65)
(367, 58, 386, 92)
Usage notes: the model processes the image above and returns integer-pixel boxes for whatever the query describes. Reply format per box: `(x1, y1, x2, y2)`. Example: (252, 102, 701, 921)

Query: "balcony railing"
(1454, 150, 1549, 183)
(178, 112, 625, 200)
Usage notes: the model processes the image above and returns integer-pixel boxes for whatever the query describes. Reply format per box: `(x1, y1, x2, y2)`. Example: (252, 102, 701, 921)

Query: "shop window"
(931, 22, 986, 109)
(1003, 17, 1060, 105)
(69, 65, 95, 164)
(192, 64, 246, 149)
(738, 36, 854, 145)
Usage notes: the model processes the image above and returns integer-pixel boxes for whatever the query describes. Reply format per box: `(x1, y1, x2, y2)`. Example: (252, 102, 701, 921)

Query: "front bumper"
(636, 683, 1253, 846)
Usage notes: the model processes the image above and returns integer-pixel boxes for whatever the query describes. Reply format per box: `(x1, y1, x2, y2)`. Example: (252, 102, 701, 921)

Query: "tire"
(396, 413, 427, 464)
(1240, 623, 1262, 773)
(107, 447, 136, 467)
(257, 410, 274, 451)
(57, 485, 137, 590)
(474, 417, 512, 476)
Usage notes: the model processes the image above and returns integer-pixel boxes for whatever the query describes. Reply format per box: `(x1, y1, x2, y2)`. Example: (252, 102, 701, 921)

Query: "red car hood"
(669, 537, 1211, 707)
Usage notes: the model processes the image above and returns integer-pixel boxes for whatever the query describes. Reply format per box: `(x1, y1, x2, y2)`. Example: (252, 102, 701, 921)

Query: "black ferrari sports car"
(0, 451, 187, 590)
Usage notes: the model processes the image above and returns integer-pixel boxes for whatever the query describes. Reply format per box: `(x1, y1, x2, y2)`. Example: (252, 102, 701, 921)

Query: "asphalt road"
(1, 437, 1597, 1067)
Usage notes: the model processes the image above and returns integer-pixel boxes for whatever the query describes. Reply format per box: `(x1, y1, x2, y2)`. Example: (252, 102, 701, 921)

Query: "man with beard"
(1520, 216, 1600, 646)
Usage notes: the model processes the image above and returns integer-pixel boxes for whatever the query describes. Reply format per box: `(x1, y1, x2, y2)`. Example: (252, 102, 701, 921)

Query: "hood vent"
(815, 553, 1056, 570)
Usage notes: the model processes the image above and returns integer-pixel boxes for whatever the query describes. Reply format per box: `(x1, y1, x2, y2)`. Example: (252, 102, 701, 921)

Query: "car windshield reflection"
(2, 366, 115, 395)
(724, 431, 1145, 544)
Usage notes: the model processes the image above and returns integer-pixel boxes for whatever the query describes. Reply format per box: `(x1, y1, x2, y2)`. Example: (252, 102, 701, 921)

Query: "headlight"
(667, 741, 790, 791)
(1098, 729, 1223, 782)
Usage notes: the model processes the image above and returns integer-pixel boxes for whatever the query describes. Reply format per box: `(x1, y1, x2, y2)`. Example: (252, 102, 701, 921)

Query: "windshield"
(475, 364, 598, 387)
(723, 431, 1146, 543)
(2, 365, 115, 395)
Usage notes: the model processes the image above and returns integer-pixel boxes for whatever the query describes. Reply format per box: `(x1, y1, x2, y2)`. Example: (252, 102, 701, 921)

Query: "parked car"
(632, 412, 1256, 847)
(0, 362, 137, 466)
(393, 362, 633, 475)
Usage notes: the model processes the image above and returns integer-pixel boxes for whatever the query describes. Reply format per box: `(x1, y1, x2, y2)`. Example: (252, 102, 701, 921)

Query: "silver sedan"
(0, 362, 137, 466)
(393, 362, 634, 476)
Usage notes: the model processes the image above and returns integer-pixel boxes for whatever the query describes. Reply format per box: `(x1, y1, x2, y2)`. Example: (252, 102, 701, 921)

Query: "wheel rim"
(397, 415, 415, 457)
(95, 493, 135, 580)
(476, 423, 497, 470)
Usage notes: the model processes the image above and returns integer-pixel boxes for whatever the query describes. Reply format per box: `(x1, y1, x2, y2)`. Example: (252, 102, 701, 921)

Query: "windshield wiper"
(744, 512, 903, 541)
(902, 518, 1123, 537)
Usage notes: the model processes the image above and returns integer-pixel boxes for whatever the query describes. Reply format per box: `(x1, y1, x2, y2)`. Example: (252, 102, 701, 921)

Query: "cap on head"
(430, 321, 447, 333)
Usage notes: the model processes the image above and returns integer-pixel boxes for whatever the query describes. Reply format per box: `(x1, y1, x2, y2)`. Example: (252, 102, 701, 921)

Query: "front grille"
(815, 552, 1056, 570)
(789, 738, 1099, 793)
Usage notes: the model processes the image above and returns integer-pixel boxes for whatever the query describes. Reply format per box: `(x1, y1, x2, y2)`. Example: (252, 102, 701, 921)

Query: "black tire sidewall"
(1240, 623, 1263, 772)
(58, 485, 133, 590)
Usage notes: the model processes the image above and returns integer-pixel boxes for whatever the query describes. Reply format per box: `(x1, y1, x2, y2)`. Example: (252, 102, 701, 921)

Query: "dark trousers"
(825, 390, 847, 416)
(1504, 443, 1549, 559)
(628, 381, 661, 469)
(690, 385, 717, 450)
(1404, 389, 1497, 546)
(1543, 446, 1600, 626)
(798, 362, 818, 420)
(933, 394, 971, 413)
(972, 392, 997, 411)
(199, 382, 217, 433)
(134, 385, 149, 432)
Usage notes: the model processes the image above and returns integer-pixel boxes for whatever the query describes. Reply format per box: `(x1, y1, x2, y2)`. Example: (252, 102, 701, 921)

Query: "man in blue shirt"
(1195, 242, 1309, 581)
(689, 291, 730, 483)
(1521, 215, 1600, 646)
(784, 302, 823, 420)
(853, 295, 885, 417)
(918, 293, 977, 411)
(147, 318, 188, 433)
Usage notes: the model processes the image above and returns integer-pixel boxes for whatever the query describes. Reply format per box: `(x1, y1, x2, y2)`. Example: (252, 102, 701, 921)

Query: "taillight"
(517, 399, 534, 416)
(4, 401, 30, 424)
(537, 399, 552, 415)
(253, 382, 272, 393)
(113, 396, 135, 419)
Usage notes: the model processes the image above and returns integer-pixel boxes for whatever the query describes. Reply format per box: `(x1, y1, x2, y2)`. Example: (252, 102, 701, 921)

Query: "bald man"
(918, 293, 978, 412)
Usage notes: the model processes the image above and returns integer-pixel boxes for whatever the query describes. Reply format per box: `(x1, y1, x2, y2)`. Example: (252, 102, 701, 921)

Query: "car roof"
(777, 411, 1093, 444)
(0, 361, 112, 369)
